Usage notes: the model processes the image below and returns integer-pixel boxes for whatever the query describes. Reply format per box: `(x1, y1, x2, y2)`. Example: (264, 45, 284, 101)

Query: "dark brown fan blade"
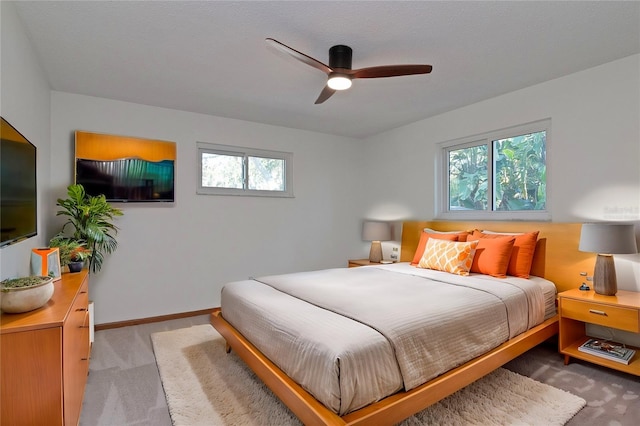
(314, 86, 336, 104)
(266, 38, 332, 74)
(351, 64, 432, 79)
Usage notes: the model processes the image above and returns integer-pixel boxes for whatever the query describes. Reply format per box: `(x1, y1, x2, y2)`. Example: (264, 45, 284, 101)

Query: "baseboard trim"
(95, 308, 216, 331)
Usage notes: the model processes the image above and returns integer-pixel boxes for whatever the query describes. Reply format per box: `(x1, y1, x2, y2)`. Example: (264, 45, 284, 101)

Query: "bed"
(211, 221, 593, 425)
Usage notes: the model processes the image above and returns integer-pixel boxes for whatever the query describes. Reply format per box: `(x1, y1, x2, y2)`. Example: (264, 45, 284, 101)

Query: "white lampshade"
(579, 223, 637, 254)
(579, 223, 637, 295)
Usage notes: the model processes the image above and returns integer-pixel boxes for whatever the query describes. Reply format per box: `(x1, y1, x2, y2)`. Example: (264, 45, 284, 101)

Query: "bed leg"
(225, 341, 232, 354)
(564, 354, 571, 365)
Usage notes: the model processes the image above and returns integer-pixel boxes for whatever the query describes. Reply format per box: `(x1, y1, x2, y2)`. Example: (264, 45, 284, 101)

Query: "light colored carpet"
(151, 324, 586, 426)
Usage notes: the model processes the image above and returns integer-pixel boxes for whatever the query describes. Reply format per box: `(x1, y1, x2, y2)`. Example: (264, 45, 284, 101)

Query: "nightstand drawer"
(561, 298, 640, 332)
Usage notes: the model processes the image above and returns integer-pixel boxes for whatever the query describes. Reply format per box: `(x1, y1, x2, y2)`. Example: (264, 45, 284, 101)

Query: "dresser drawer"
(70, 283, 88, 317)
(561, 298, 640, 332)
(63, 276, 90, 426)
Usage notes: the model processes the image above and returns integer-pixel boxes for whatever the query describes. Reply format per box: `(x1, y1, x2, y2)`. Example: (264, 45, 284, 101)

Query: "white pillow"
(480, 230, 524, 235)
(424, 228, 467, 234)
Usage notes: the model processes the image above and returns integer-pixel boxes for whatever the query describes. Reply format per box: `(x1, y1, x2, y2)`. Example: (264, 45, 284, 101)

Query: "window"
(197, 142, 293, 197)
(437, 119, 549, 220)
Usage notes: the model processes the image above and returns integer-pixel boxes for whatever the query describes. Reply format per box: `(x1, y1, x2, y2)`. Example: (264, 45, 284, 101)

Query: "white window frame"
(197, 142, 294, 197)
(436, 119, 551, 221)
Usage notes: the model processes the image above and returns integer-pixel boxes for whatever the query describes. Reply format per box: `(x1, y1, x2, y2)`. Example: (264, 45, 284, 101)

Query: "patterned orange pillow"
(418, 239, 479, 276)
(411, 232, 459, 265)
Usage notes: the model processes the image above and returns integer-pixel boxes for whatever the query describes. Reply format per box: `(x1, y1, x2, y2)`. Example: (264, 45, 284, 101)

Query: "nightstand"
(558, 288, 640, 376)
(348, 259, 377, 268)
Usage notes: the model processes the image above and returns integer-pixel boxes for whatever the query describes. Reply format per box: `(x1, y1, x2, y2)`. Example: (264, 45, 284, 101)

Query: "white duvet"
(221, 263, 553, 415)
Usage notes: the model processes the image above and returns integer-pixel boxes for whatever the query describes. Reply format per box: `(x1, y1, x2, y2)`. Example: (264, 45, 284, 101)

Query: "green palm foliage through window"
(448, 130, 546, 211)
(449, 145, 488, 210)
(494, 131, 546, 211)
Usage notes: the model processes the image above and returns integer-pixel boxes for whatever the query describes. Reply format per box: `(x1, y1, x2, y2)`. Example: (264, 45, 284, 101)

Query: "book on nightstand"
(578, 338, 636, 365)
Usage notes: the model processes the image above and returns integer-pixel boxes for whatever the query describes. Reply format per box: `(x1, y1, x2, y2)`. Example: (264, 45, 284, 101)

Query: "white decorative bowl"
(0, 277, 54, 314)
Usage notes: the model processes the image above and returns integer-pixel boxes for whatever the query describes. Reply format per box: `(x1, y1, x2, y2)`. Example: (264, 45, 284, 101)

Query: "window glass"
(201, 152, 243, 189)
(438, 119, 549, 220)
(248, 156, 285, 191)
(448, 145, 488, 211)
(493, 131, 546, 211)
(197, 143, 293, 197)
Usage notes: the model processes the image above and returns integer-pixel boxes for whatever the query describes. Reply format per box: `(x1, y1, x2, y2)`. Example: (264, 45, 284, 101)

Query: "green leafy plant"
(49, 233, 90, 266)
(1, 276, 51, 290)
(494, 132, 546, 211)
(56, 184, 123, 273)
(70, 246, 91, 262)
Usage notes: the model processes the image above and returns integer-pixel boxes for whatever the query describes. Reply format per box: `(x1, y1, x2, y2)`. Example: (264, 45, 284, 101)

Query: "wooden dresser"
(1, 270, 90, 426)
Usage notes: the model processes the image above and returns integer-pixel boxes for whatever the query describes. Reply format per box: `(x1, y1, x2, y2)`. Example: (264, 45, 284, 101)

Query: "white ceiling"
(12, 1, 640, 139)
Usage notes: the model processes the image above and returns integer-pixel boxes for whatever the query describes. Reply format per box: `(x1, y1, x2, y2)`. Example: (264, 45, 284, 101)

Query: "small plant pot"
(0, 276, 54, 314)
(68, 261, 84, 273)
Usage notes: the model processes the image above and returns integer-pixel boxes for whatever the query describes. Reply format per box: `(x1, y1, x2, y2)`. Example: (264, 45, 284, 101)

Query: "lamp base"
(593, 254, 617, 296)
(369, 241, 383, 263)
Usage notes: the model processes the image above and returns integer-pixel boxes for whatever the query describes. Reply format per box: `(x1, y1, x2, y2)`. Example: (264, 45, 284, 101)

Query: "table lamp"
(578, 223, 637, 295)
(362, 221, 391, 263)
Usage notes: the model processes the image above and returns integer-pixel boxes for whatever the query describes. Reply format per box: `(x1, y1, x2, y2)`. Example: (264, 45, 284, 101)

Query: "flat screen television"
(1, 117, 38, 247)
(75, 131, 176, 202)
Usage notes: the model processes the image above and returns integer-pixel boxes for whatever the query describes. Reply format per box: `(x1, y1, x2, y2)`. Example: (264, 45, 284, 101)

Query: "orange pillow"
(418, 239, 478, 276)
(467, 235, 515, 278)
(411, 232, 459, 265)
(471, 230, 539, 278)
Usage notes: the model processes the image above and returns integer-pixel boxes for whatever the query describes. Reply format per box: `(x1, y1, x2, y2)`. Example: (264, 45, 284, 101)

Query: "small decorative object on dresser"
(30, 247, 62, 281)
(0, 275, 54, 314)
(578, 223, 637, 295)
(49, 234, 91, 273)
(68, 246, 91, 273)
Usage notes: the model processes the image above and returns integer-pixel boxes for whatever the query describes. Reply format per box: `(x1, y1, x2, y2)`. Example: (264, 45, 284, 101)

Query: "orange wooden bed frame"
(211, 221, 593, 425)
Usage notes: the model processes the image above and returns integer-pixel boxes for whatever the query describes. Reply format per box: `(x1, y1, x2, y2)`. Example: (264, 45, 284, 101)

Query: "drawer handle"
(589, 309, 608, 316)
(76, 308, 87, 312)
(79, 325, 90, 329)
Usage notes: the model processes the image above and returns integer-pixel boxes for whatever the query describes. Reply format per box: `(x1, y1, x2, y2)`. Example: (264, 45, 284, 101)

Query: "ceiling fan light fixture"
(327, 74, 352, 90)
(265, 39, 432, 104)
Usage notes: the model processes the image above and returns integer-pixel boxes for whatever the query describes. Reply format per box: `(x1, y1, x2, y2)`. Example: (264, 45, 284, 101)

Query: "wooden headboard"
(400, 221, 594, 293)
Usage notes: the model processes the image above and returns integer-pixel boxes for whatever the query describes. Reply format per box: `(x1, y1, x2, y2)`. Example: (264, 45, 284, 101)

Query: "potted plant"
(1, 275, 55, 313)
(55, 184, 123, 273)
(49, 233, 91, 272)
(68, 246, 91, 272)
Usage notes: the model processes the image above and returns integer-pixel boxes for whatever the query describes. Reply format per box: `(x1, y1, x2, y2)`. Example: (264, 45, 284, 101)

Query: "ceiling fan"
(266, 38, 433, 104)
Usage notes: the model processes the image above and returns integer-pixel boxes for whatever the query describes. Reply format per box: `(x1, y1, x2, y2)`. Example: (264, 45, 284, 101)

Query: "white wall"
(4, 0, 639, 322)
(361, 54, 640, 290)
(0, 2, 52, 279)
(50, 93, 367, 324)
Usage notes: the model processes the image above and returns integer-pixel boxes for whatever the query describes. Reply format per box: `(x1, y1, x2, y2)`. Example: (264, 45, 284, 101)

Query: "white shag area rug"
(151, 324, 586, 426)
